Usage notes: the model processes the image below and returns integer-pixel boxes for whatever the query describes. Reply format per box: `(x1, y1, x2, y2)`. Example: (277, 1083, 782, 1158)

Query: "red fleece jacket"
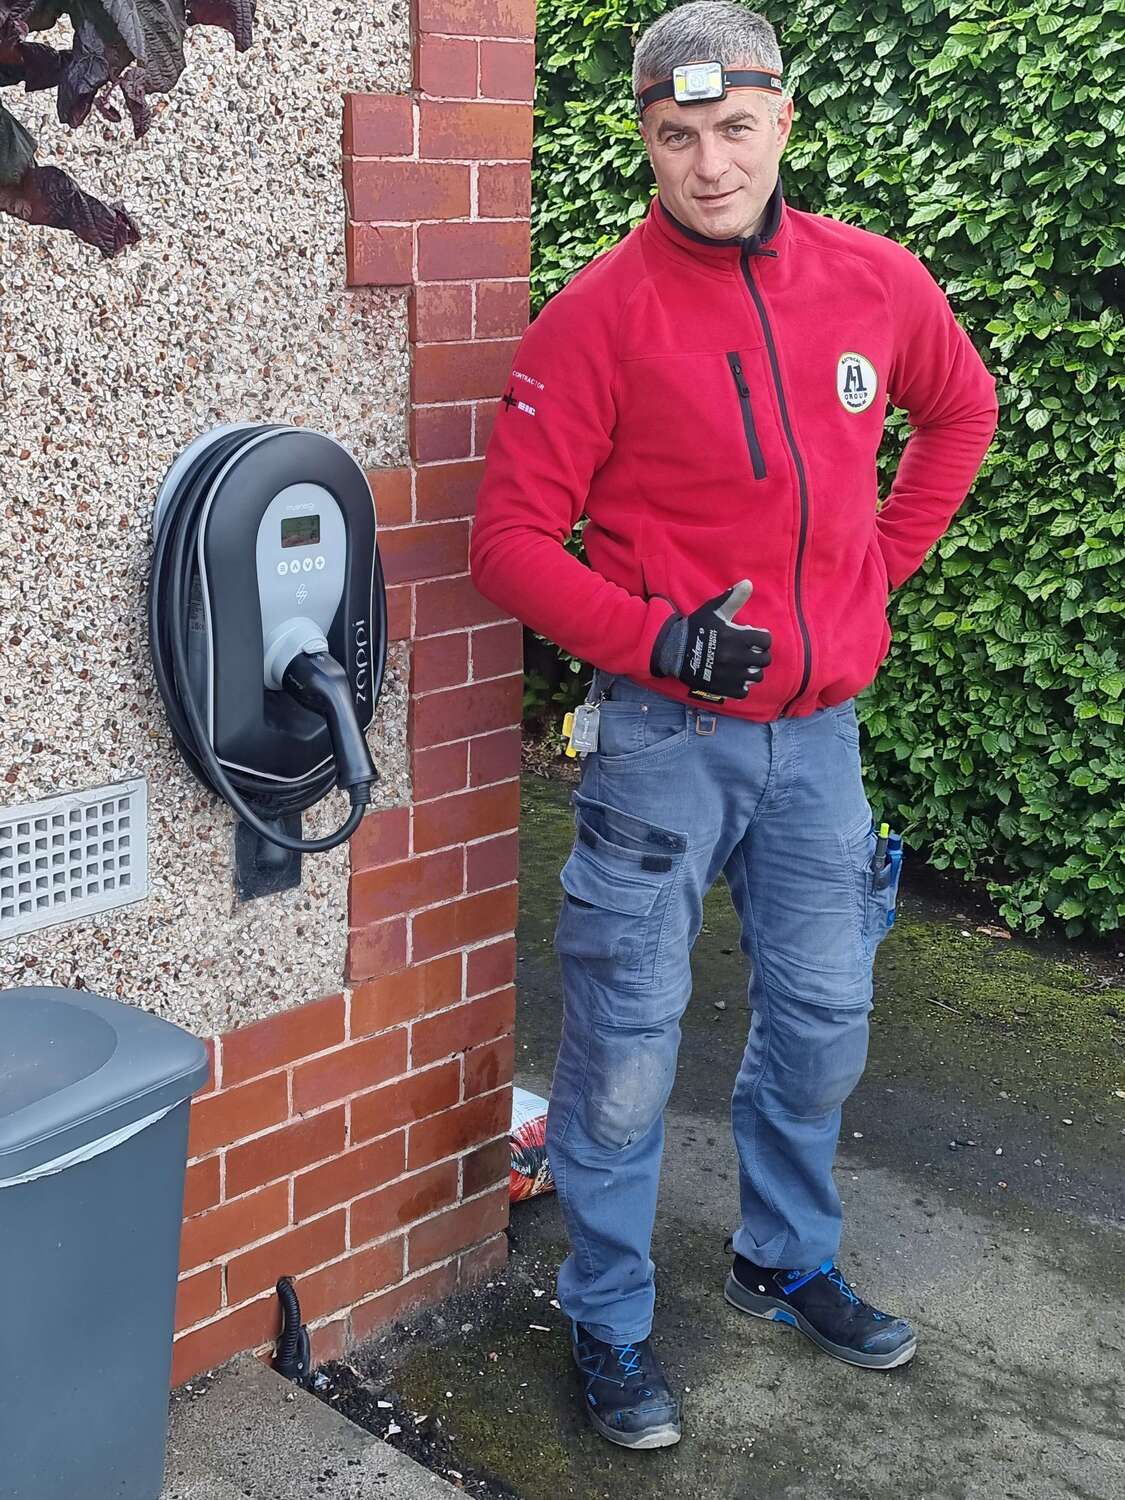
(470, 189, 998, 719)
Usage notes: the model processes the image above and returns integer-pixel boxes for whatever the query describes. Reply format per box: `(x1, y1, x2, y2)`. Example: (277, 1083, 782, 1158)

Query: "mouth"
(695, 189, 738, 207)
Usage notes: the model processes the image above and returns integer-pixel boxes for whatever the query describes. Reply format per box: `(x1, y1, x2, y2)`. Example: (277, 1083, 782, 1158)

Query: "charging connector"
(283, 651, 377, 801)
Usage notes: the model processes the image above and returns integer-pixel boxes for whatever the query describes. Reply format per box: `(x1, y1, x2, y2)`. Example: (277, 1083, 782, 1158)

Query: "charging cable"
(148, 426, 387, 853)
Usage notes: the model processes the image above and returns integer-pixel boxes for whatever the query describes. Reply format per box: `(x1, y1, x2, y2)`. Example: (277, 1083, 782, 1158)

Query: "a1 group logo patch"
(836, 351, 878, 413)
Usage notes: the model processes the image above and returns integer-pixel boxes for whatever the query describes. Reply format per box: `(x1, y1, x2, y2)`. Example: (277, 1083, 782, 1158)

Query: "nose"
(693, 132, 731, 186)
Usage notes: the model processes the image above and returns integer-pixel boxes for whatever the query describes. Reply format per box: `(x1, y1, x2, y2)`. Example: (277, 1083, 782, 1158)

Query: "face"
(640, 76, 793, 241)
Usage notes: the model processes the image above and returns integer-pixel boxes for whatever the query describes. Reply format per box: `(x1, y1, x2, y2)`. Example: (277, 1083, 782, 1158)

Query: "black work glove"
(650, 580, 771, 700)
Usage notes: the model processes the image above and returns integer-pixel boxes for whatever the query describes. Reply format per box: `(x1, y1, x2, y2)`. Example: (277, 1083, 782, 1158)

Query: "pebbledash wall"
(0, 0, 533, 1381)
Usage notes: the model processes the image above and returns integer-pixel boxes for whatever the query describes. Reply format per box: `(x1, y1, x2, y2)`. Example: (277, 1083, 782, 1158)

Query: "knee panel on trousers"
(583, 1023, 679, 1152)
(753, 1000, 870, 1121)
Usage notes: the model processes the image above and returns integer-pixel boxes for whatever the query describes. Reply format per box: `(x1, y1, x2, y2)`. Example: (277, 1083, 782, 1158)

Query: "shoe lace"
(823, 1264, 862, 1306)
(613, 1343, 642, 1378)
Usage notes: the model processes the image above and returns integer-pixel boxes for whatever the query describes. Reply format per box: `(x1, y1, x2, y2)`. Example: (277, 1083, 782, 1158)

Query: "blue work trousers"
(545, 676, 900, 1344)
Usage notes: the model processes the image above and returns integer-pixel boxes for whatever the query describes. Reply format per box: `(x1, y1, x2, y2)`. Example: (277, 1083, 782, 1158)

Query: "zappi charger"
(149, 423, 388, 875)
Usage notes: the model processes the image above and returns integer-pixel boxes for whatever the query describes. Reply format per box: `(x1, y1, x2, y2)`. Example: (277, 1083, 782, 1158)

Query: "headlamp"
(636, 61, 784, 116)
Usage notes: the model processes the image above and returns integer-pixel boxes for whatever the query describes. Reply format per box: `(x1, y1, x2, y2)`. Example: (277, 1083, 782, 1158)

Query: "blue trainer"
(571, 1323, 682, 1448)
(725, 1253, 917, 1370)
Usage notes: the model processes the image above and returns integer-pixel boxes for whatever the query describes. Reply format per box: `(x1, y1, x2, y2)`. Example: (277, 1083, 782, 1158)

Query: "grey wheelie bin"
(0, 986, 210, 1500)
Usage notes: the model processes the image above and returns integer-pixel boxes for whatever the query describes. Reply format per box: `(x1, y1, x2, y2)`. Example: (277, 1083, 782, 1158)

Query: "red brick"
(459, 1230, 509, 1287)
(188, 1073, 288, 1160)
(418, 222, 529, 282)
(417, 34, 477, 97)
(477, 163, 531, 219)
(227, 1210, 346, 1305)
(347, 917, 409, 984)
(310, 1318, 348, 1367)
(411, 675, 522, 751)
(352, 956, 463, 1038)
(465, 1032, 515, 1098)
(466, 935, 516, 996)
(352, 1060, 462, 1144)
(474, 277, 529, 335)
(415, 574, 507, 635)
(351, 805, 411, 874)
(408, 1087, 512, 1170)
(413, 338, 518, 405)
(469, 726, 522, 787)
(184, 1155, 221, 1219)
(176, 1266, 222, 1333)
(413, 779, 520, 853)
(474, 399, 497, 455)
(225, 1107, 346, 1200)
(412, 986, 516, 1068)
(344, 93, 414, 156)
(411, 404, 474, 464)
(222, 994, 346, 1089)
(180, 1183, 289, 1273)
(294, 1133, 406, 1221)
(346, 160, 470, 223)
(412, 740, 470, 801)
(467, 831, 519, 894)
(351, 848, 463, 927)
(380, 520, 470, 586)
(369, 467, 412, 528)
(296, 1239, 405, 1324)
(172, 1297, 280, 1387)
(462, 1136, 510, 1198)
(350, 1262, 458, 1344)
(470, 620, 522, 679)
(420, 98, 531, 161)
(351, 1161, 459, 1246)
(386, 584, 412, 641)
(413, 457, 484, 522)
(292, 1030, 408, 1114)
(408, 1184, 508, 1271)
(417, 0, 536, 39)
(479, 41, 535, 101)
(346, 223, 413, 288)
(410, 283, 473, 344)
(196, 1037, 219, 1096)
(411, 632, 471, 693)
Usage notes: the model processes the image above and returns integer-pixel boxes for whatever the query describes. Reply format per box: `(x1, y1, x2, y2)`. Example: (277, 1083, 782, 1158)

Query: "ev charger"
(149, 423, 388, 876)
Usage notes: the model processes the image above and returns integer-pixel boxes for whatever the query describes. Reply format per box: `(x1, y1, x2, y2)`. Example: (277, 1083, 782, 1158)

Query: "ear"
(776, 96, 795, 150)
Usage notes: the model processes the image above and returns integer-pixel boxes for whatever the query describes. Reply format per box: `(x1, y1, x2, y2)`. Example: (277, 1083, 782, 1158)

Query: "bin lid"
(0, 987, 209, 1180)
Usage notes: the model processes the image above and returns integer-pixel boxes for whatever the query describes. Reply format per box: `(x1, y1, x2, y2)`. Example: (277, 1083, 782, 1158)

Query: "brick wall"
(172, 0, 534, 1385)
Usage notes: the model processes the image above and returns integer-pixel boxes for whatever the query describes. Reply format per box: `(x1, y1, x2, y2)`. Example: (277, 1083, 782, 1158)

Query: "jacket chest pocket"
(726, 352, 767, 479)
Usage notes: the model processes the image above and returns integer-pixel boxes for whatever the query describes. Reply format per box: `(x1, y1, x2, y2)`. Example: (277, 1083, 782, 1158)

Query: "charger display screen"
(281, 514, 320, 549)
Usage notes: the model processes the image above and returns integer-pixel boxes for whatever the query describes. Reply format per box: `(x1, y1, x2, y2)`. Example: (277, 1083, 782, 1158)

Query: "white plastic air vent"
(0, 779, 148, 940)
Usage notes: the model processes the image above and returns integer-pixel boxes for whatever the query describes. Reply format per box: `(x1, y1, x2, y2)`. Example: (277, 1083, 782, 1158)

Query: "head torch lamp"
(636, 61, 784, 116)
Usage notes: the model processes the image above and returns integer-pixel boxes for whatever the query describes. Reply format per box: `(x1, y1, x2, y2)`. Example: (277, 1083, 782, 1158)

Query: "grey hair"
(633, 4, 787, 115)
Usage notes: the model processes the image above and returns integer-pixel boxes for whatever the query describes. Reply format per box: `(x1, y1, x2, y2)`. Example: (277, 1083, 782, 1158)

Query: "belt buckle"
(694, 712, 717, 737)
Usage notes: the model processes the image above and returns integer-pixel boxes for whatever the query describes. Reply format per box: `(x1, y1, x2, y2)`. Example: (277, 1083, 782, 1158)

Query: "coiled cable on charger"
(148, 425, 387, 854)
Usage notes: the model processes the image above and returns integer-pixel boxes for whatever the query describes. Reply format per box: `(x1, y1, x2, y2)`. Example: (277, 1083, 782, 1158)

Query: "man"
(471, 1, 997, 1451)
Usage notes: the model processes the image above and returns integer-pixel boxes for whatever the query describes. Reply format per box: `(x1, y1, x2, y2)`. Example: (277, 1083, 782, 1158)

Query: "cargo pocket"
(554, 792, 686, 996)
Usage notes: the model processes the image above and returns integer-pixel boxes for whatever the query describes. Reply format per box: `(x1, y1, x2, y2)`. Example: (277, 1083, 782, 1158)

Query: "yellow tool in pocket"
(561, 711, 579, 758)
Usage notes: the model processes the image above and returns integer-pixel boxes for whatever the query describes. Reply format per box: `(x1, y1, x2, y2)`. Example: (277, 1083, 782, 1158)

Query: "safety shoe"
(724, 1253, 917, 1370)
(571, 1323, 682, 1448)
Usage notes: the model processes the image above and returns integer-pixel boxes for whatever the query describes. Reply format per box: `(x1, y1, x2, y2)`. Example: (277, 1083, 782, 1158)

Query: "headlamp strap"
(636, 65, 784, 116)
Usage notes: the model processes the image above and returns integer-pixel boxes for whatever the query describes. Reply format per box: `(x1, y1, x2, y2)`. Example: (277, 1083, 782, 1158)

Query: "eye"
(725, 124, 751, 138)
(662, 131, 690, 147)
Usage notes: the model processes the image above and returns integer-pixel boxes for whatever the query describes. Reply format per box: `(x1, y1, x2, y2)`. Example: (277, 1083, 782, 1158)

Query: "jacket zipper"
(725, 353, 767, 479)
(740, 246, 812, 716)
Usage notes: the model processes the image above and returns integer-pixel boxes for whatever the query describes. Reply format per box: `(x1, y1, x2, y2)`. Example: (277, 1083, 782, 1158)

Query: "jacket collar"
(645, 178, 787, 272)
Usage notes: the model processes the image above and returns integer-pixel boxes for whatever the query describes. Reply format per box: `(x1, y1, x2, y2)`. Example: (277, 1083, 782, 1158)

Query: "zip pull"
(729, 355, 750, 398)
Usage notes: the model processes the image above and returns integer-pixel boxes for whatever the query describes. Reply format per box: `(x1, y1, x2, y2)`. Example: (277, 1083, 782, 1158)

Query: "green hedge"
(531, 0, 1124, 937)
